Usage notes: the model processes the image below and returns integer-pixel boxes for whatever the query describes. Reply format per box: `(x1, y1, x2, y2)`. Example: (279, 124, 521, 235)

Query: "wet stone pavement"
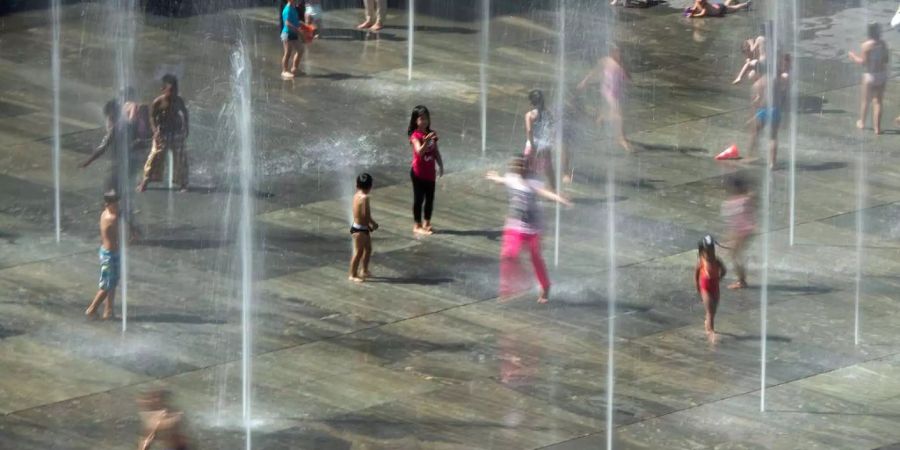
(1, 1, 900, 449)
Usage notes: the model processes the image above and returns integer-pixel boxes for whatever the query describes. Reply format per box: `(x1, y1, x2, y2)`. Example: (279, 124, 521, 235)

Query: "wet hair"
(725, 174, 749, 195)
(162, 74, 178, 94)
(104, 189, 120, 204)
(407, 105, 432, 136)
(508, 154, 526, 174)
(867, 23, 881, 40)
(103, 99, 120, 119)
(698, 235, 716, 258)
(356, 173, 373, 191)
(528, 89, 545, 112)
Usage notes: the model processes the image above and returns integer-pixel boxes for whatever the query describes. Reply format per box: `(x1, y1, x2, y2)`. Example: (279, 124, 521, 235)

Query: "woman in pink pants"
(486, 156, 570, 303)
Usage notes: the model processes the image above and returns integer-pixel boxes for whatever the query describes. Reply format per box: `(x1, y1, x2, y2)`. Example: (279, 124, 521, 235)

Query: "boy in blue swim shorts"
(86, 190, 121, 320)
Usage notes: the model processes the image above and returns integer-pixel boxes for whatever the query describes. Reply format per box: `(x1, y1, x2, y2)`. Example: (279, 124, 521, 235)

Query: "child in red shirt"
(407, 105, 444, 235)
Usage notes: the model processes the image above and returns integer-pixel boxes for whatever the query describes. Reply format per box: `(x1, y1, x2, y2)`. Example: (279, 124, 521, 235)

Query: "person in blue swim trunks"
(747, 56, 790, 169)
(85, 190, 120, 320)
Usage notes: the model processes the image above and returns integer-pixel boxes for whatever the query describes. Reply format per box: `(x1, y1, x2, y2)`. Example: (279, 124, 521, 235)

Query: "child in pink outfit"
(486, 156, 570, 304)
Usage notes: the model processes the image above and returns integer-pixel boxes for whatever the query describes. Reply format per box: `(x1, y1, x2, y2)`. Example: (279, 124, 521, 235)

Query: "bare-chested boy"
(137, 74, 190, 193)
(85, 190, 120, 320)
(349, 173, 379, 282)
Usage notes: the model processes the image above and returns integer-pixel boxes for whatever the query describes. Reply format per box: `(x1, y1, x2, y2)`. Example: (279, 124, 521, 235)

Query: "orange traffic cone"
(715, 144, 740, 160)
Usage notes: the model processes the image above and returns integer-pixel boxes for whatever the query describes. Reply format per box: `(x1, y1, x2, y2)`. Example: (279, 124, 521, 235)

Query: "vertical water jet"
(51, 0, 61, 243)
(759, 17, 777, 413)
(112, 0, 137, 333)
(232, 38, 256, 450)
(408, 0, 415, 81)
(553, 0, 565, 267)
(787, 0, 799, 246)
(480, 0, 490, 157)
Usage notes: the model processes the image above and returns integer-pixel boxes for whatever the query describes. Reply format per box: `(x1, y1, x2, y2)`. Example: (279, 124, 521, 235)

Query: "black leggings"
(411, 169, 435, 224)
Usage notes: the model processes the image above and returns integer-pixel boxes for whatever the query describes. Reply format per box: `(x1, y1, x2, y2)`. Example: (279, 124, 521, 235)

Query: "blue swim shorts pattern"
(98, 247, 120, 291)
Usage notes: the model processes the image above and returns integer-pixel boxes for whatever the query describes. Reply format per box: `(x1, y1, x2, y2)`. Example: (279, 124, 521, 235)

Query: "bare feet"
(537, 288, 549, 304)
(874, 128, 883, 136)
(102, 310, 113, 320)
(856, 119, 865, 130)
(728, 281, 747, 290)
(179, 185, 188, 193)
(370, 22, 383, 32)
(361, 270, 372, 279)
(619, 138, 633, 152)
(85, 307, 97, 319)
(413, 225, 433, 236)
(348, 275, 364, 283)
(732, 77, 742, 85)
(357, 21, 373, 29)
(562, 174, 573, 184)
(136, 181, 147, 193)
(281, 71, 294, 80)
(895, 116, 900, 126)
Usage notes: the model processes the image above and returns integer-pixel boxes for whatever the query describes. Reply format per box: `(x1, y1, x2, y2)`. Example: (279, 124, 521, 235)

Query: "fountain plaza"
(1, 0, 900, 448)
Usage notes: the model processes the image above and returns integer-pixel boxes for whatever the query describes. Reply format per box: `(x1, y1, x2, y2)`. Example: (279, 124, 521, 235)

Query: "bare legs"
(85, 289, 116, 320)
(281, 39, 292, 77)
(723, 0, 751, 12)
(604, 98, 631, 152)
(727, 234, 750, 289)
(872, 83, 885, 135)
(349, 232, 372, 282)
(701, 291, 718, 341)
(281, 40, 304, 78)
(858, 79, 885, 135)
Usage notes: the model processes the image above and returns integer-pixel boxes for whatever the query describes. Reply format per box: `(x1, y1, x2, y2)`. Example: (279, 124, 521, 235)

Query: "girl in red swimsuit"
(695, 235, 727, 341)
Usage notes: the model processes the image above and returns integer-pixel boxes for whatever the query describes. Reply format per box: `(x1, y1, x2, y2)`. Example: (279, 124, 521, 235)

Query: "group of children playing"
(82, 74, 190, 319)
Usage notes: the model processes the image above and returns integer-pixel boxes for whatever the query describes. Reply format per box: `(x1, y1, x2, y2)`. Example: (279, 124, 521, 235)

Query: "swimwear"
(755, 107, 781, 125)
(350, 223, 369, 234)
(602, 62, 626, 103)
(98, 247, 120, 291)
(698, 264, 720, 300)
(527, 110, 554, 151)
(863, 71, 888, 86)
(281, 32, 299, 41)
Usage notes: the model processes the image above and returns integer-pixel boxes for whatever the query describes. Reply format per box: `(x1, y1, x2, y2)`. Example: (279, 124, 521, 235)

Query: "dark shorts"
(281, 32, 299, 42)
(350, 227, 369, 235)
